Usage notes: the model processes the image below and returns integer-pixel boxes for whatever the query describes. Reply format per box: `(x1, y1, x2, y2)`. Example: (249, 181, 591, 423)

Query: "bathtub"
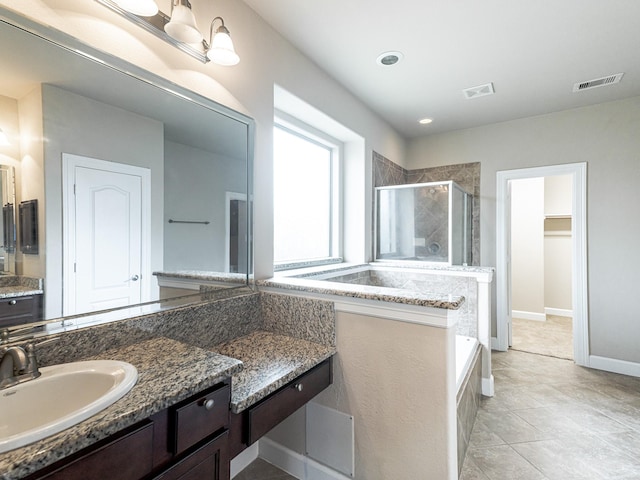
(456, 335, 479, 393)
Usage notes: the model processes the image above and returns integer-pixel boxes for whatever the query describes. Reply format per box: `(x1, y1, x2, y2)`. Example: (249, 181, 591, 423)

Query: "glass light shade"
(207, 30, 240, 66)
(164, 4, 203, 44)
(115, 0, 159, 16)
(0, 128, 10, 147)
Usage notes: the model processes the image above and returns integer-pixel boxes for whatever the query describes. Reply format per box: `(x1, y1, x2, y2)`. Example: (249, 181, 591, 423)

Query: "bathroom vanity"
(0, 291, 335, 480)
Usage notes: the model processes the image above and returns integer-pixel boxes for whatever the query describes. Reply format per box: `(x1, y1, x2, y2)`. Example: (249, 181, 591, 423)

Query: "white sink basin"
(0, 360, 138, 453)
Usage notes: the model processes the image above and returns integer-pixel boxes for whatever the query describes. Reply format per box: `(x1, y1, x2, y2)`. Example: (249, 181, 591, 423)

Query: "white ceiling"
(242, 0, 640, 138)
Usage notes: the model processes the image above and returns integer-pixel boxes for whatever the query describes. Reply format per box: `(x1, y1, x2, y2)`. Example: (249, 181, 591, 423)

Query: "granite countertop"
(153, 270, 248, 284)
(0, 286, 44, 299)
(1, 330, 335, 480)
(214, 331, 337, 413)
(258, 276, 465, 310)
(0, 337, 243, 480)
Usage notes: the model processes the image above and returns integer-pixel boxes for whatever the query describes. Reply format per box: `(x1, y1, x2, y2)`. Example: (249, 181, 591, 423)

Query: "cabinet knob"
(8, 300, 17, 305)
(294, 383, 303, 392)
(203, 398, 215, 410)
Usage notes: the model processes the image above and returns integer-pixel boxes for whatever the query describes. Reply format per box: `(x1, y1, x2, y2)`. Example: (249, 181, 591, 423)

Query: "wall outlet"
(414, 237, 426, 247)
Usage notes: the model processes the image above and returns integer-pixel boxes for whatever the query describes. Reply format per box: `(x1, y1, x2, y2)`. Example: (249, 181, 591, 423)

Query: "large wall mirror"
(0, 8, 253, 331)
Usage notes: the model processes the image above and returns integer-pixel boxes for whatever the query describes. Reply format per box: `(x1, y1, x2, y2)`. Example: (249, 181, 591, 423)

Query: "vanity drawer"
(0, 294, 42, 327)
(171, 383, 230, 455)
(247, 359, 332, 444)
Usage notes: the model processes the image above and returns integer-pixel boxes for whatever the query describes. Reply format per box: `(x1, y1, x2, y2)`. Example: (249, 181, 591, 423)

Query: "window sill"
(273, 257, 343, 273)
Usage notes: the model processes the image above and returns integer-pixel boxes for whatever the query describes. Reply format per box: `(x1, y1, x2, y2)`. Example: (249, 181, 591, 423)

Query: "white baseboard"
(589, 355, 640, 378)
(259, 437, 352, 480)
(511, 310, 546, 322)
(490, 336, 502, 351)
(481, 375, 494, 397)
(544, 307, 573, 318)
(231, 443, 259, 478)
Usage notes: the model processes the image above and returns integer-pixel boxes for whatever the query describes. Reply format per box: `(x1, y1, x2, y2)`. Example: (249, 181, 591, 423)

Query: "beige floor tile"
(465, 445, 547, 479)
(468, 420, 506, 448)
(459, 456, 491, 480)
(461, 347, 640, 480)
(511, 316, 573, 360)
(514, 404, 630, 436)
(512, 438, 609, 480)
(475, 410, 551, 445)
(234, 458, 297, 480)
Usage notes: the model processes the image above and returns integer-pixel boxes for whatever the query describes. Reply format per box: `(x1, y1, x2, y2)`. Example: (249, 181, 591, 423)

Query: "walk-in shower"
(375, 181, 472, 265)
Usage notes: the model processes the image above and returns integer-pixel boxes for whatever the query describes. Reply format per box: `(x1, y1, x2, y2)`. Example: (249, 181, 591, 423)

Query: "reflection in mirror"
(0, 10, 253, 331)
(0, 165, 16, 274)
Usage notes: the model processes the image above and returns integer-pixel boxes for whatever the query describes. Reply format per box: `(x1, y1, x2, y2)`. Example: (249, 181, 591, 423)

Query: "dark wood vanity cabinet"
(25, 420, 155, 480)
(22, 358, 333, 480)
(229, 358, 333, 458)
(0, 294, 43, 327)
(25, 380, 232, 480)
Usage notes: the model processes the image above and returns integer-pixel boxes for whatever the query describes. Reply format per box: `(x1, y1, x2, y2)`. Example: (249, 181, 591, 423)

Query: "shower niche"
(375, 181, 472, 266)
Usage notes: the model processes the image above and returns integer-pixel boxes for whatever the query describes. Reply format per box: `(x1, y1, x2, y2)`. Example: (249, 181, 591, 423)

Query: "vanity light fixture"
(0, 128, 10, 147)
(96, 0, 240, 65)
(114, 0, 158, 17)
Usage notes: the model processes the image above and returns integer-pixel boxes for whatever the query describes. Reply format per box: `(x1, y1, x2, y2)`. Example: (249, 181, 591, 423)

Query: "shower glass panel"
(375, 181, 472, 265)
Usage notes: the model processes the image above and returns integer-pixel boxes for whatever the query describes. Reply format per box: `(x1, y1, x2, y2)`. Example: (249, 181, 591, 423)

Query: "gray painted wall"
(42, 84, 164, 319)
(406, 95, 640, 364)
(163, 140, 245, 271)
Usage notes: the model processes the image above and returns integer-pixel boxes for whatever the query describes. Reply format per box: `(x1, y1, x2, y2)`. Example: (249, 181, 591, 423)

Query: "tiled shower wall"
(372, 152, 481, 265)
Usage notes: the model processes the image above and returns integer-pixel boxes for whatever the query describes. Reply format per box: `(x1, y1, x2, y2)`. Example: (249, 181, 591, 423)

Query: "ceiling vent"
(573, 73, 624, 92)
(463, 82, 495, 99)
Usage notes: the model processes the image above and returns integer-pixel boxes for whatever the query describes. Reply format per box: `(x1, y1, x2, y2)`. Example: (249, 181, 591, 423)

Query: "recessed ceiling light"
(376, 51, 403, 66)
(418, 118, 433, 125)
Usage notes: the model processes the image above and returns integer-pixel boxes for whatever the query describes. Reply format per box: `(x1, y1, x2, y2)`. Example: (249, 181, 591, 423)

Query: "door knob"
(131, 275, 140, 281)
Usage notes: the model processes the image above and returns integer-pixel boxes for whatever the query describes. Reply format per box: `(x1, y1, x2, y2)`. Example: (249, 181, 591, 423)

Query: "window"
(273, 121, 341, 268)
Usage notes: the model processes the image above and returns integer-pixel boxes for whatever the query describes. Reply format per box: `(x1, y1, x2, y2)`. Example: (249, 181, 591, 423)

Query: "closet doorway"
(496, 163, 589, 366)
(510, 175, 573, 359)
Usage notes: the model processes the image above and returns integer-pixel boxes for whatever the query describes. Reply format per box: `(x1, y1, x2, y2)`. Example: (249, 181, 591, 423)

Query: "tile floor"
(460, 350, 640, 479)
(235, 350, 640, 480)
(234, 458, 296, 480)
(511, 315, 573, 360)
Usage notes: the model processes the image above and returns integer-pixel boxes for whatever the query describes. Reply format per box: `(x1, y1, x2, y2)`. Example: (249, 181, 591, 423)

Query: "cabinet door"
(27, 420, 154, 480)
(153, 431, 229, 480)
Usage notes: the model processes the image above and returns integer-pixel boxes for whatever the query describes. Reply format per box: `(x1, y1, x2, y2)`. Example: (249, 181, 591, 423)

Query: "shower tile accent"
(373, 151, 406, 187)
(372, 152, 481, 265)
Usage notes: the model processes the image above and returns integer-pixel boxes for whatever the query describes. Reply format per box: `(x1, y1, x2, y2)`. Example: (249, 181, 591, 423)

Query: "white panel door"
(63, 154, 150, 317)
